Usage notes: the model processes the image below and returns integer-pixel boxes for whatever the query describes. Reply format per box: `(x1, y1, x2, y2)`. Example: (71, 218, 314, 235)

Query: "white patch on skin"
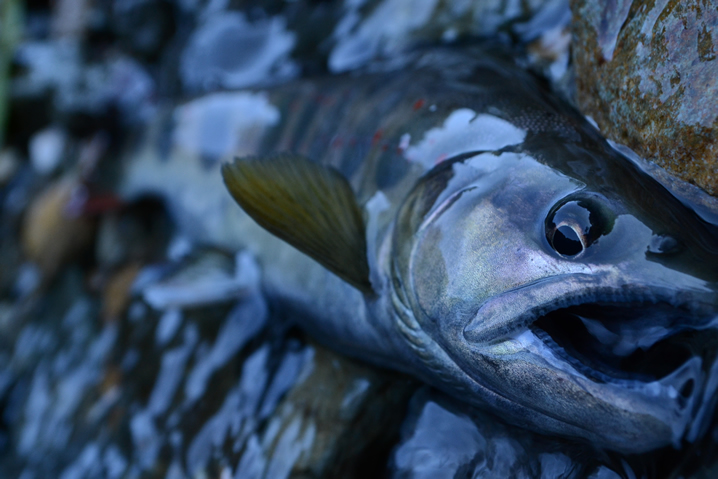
(404, 110, 526, 169)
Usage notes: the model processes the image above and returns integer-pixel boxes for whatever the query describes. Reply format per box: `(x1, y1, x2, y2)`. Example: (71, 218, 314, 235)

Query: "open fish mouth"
(450, 280, 718, 451)
(530, 302, 710, 389)
(463, 274, 718, 391)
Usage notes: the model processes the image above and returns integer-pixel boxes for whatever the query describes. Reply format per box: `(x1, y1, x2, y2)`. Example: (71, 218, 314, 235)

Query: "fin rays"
(222, 154, 373, 294)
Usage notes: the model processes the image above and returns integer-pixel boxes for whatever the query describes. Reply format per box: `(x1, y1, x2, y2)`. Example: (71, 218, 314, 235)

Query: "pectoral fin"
(222, 154, 373, 294)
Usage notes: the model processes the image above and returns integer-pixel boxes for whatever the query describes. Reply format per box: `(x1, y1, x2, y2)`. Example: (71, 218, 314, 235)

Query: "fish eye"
(546, 196, 615, 258)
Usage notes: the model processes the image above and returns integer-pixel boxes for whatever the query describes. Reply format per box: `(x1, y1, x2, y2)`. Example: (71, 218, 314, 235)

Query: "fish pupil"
(545, 195, 615, 259)
(553, 225, 584, 256)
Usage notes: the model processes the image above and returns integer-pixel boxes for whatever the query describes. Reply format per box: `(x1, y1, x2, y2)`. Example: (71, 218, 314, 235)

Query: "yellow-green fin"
(222, 154, 372, 294)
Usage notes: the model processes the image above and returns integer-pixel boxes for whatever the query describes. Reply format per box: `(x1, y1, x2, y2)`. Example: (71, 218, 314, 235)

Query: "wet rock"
(572, 0, 718, 195)
(11, 42, 157, 134)
(29, 125, 67, 175)
(1, 228, 420, 479)
(112, 0, 176, 61)
(120, 90, 283, 250)
(102, 263, 141, 323)
(140, 250, 259, 310)
(0, 267, 107, 476)
(95, 197, 173, 269)
(50, 0, 92, 39)
(0, 163, 35, 298)
(173, 0, 572, 91)
(525, 21, 574, 101)
(328, 0, 570, 72)
(390, 388, 617, 478)
(21, 177, 95, 278)
(0, 0, 22, 149)
(180, 10, 299, 92)
(0, 148, 20, 185)
(0, 242, 275, 477)
(238, 344, 417, 479)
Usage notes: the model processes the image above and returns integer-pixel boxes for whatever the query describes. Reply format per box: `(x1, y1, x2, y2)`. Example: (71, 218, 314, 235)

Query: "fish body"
(123, 48, 718, 453)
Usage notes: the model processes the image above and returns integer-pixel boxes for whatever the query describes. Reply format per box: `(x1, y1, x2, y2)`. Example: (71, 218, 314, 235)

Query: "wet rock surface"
(391, 388, 607, 479)
(571, 0, 718, 195)
(0, 245, 415, 478)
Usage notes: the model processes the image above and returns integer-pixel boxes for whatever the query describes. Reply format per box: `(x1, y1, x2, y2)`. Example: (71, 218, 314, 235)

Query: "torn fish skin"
(132, 46, 718, 454)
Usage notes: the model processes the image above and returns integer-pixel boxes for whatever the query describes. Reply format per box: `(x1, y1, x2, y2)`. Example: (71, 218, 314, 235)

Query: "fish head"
(390, 146, 718, 453)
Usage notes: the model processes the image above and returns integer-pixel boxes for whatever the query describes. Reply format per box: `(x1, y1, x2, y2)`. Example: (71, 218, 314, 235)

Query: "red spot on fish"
(434, 154, 448, 165)
(413, 99, 426, 111)
(349, 138, 357, 146)
(382, 144, 389, 152)
(331, 136, 344, 148)
(372, 130, 383, 146)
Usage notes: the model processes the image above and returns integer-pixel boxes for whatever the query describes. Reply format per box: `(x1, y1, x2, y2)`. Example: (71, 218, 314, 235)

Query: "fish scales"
(123, 47, 718, 454)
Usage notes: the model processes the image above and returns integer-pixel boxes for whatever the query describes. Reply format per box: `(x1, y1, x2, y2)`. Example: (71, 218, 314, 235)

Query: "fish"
(123, 47, 718, 454)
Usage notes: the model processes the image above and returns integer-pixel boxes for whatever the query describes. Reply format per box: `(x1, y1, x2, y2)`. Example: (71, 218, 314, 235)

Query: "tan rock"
(102, 262, 141, 322)
(21, 177, 95, 277)
(256, 344, 417, 478)
(571, 0, 718, 195)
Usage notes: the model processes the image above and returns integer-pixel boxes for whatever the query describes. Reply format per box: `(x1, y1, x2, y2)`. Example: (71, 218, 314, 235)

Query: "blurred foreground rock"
(391, 388, 614, 479)
(239, 345, 416, 479)
(0, 245, 418, 478)
(571, 0, 718, 195)
(21, 177, 95, 278)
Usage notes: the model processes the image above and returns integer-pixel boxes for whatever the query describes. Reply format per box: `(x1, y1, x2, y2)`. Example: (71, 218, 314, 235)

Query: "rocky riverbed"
(1, 0, 717, 477)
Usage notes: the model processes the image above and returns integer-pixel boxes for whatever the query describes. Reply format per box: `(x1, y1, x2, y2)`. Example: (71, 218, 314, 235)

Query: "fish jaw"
(456, 272, 717, 451)
(467, 331, 704, 453)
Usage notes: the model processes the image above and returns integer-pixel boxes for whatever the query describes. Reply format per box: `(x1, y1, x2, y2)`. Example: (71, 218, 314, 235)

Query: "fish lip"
(463, 273, 714, 345)
(462, 273, 717, 384)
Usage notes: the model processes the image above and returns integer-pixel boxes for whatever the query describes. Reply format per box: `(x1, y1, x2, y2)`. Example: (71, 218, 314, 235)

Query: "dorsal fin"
(222, 153, 373, 294)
